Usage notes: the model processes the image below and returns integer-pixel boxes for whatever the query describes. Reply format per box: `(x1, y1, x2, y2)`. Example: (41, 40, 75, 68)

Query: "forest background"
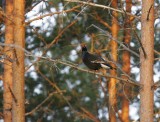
(0, 0, 160, 122)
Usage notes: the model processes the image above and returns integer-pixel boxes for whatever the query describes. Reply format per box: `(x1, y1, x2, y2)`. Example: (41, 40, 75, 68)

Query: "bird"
(81, 44, 116, 70)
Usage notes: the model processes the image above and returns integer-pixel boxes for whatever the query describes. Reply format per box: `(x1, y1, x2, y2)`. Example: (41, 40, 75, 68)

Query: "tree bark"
(12, 0, 25, 121)
(3, 0, 14, 121)
(121, 0, 132, 122)
(140, 0, 154, 121)
(108, 0, 119, 121)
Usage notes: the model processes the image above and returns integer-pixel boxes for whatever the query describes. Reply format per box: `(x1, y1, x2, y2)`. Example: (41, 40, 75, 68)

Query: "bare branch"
(147, 4, 154, 21)
(94, 13, 111, 30)
(152, 81, 160, 90)
(0, 42, 141, 87)
(25, 53, 141, 87)
(36, 68, 75, 111)
(88, 24, 140, 57)
(25, 19, 78, 71)
(25, 5, 81, 25)
(0, 42, 31, 55)
(8, 85, 17, 103)
(154, 50, 160, 55)
(133, 30, 146, 58)
(65, 0, 139, 19)
(25, 91, 65, 116)
(80, 107, 100, 122)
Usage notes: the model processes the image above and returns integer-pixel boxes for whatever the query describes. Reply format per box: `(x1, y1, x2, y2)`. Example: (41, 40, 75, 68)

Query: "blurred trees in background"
(0, 0, 160, 122)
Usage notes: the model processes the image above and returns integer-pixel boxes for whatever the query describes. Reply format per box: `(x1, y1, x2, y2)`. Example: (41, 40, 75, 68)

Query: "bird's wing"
(87, 53, 106, 63)
(86, 52, 115, 70)
(89, 53, 115, 69)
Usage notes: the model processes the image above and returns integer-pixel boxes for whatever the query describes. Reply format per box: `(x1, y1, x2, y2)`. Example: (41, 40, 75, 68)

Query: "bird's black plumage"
(81, 45, 114, 70)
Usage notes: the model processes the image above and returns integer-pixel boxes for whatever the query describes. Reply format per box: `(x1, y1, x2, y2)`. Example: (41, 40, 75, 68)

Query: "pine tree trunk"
(121, 0, 132, 121)
(12, 0, 25, 121)
(108, 0, 119, 121)
(3, 0, 14, 121)
(140, 0, 154, 121)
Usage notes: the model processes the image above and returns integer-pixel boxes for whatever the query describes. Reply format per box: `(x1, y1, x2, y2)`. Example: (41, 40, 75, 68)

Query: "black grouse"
(81, 44, 115, 70)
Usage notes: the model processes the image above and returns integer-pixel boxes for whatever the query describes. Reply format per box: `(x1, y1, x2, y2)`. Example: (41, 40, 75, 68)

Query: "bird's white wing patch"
(100, 64, 110, 69)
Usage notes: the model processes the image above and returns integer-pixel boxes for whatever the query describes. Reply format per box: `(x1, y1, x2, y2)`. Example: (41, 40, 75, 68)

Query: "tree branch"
(25, 19, 78, 71)
(25, 5, 81, 25)
(88, 24, 140, 57)
(25, 53, 141, 87)
(65, 0, 139, 19)
(25, 91, 65, 116)
(0, 42, 141, 87)
(133, 29, 146, 58)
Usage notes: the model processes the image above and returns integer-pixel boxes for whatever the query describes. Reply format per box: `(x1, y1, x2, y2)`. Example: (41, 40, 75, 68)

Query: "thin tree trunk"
(121, 0, 132, 122)
(108, 0, 119, 121)
(12, 0, 25, 121)
(3, 0, 14, 121)
(140, 0, 154, 121)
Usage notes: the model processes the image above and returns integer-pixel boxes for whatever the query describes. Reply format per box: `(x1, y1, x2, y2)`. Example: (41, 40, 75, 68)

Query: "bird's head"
(81, 43, 87, 51)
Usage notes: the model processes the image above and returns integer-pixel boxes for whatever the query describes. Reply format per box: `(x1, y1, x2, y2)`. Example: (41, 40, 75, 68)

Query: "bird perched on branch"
(81, 44, 116, 70)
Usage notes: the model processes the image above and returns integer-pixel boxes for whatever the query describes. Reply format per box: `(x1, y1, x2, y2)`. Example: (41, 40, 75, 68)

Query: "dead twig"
(25, 19, 78, 71)
(152, 81, 160, 90)
(80, 107, 100, 122)
(147, 4, 154, 21)
(25, 5, 81, 25)
(65, 0, 139, 19)
(25, 91, 65, 116)
(87, 24, 140, 58)
(8, 85, 17, 103)
(36, 68, 74, 111)
(25, 53, 141, 87)
(133, 30, 146, 58)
